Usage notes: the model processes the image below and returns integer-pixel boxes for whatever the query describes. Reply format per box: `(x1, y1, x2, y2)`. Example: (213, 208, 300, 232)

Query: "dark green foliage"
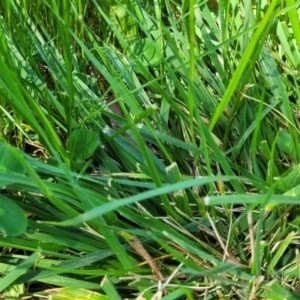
(0, 0, 300, 299)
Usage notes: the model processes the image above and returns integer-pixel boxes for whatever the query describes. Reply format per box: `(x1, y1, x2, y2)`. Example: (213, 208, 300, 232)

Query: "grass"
(0, 0, 300, 299)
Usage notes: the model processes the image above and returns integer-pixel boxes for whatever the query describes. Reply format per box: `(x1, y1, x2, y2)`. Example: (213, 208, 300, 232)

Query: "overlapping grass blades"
(0, 0, 300, 299)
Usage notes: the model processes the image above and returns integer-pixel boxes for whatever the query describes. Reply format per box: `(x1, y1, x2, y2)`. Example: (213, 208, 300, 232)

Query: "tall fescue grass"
(0, 0, 300, 299)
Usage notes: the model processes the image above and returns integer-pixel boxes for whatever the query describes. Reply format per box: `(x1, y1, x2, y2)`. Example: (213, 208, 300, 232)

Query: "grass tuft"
(0, 0, 300, 299)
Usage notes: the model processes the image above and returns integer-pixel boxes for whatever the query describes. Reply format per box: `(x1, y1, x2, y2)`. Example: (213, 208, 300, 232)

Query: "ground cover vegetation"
(0, 0, 300, 299)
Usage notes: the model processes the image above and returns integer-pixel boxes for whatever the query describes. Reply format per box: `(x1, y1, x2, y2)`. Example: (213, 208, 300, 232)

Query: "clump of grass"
(0, 0, 300, 299)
